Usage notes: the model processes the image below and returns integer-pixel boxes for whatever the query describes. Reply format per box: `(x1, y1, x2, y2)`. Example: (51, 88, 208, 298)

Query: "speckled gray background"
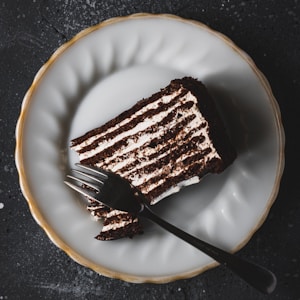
(0, 0, 299, 299)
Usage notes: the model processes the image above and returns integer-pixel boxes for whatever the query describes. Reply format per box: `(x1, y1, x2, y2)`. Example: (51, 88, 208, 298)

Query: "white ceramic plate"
(15, 14, 284, 283)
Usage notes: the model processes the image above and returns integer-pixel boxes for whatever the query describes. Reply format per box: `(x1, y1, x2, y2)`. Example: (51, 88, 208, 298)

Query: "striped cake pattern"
(71, 77, 236, 240)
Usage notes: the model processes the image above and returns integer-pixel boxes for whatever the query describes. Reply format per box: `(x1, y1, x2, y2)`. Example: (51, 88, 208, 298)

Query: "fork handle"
(140, 205, 276, 294)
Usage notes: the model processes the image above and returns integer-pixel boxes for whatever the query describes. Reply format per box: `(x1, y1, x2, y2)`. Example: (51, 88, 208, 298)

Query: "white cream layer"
(71, 89, 183, 152)
(95, 100, 209, 174)
(152, 176, 201, 204)
(101, 218, 139, 232)
(76, 89, 221, 204)
(77, 89, 189, 161)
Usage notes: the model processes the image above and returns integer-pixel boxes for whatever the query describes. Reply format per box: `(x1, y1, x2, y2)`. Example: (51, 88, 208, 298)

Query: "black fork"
(65, 163, 277, 294)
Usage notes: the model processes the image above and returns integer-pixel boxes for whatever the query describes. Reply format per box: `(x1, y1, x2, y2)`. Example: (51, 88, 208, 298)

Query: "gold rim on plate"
(15, 13, 285, 283)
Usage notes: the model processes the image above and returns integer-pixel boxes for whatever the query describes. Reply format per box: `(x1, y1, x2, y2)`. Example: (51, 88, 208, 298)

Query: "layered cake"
(71, 77, 236, 240)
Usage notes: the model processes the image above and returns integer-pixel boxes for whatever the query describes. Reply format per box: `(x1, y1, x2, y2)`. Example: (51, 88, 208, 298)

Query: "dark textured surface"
(0, 1, 299, 299)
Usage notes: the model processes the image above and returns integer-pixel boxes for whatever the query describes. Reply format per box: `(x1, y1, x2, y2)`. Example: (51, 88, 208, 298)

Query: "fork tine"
(75, 163, 109, 180)
(66, 175, 100, 192)
(72, 169, 105, 184)
(64, 180, 101, 204)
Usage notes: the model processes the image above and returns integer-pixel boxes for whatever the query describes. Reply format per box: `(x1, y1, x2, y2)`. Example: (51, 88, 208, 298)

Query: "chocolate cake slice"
(71, 77, 236, 240)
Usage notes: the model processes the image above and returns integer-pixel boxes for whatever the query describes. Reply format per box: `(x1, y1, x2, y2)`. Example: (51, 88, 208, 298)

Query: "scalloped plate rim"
(15, 13, 285, 283)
